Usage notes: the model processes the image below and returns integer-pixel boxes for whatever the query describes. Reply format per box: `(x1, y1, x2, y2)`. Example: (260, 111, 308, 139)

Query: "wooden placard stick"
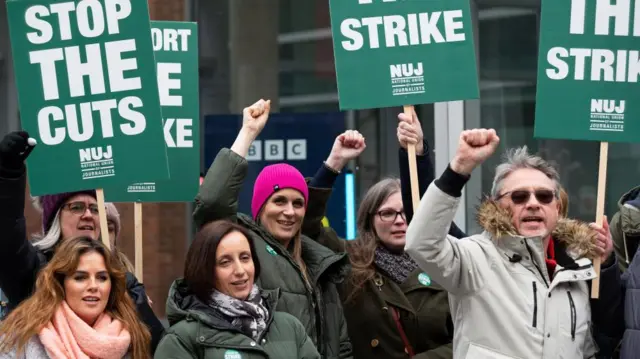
(96, 189, 110, 250)
(404, 105, 421, 210)
(134, 202, 143, 282)
(591, 142, 608, 299)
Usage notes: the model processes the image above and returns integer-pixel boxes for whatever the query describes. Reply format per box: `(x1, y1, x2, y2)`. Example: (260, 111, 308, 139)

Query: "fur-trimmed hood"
(476, 199, 599, 260)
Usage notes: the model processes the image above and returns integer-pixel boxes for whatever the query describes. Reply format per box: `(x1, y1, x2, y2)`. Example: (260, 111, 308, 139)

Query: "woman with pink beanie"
(194, 99, 364, 359)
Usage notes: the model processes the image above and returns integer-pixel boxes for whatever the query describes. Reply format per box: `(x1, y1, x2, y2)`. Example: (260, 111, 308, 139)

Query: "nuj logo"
(390, 62, 424, 78)
(590, 99, 625, 116)
(79, 145, 113, 162)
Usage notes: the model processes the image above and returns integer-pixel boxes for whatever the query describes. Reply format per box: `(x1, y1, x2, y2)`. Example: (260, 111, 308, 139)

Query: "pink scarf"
(38, 301, 131, 359)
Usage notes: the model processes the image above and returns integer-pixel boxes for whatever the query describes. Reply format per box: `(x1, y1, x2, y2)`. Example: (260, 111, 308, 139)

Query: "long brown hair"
(0, 237, 151, 358)
(345, 178, 401, 303)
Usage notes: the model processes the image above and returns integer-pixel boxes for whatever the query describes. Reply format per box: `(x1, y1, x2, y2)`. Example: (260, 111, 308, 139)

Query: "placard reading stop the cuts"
(7, 0, 169, 196)
(329, 0, 479, 109)
(104, 21, 200, 203)
(534, 0, 640, 143)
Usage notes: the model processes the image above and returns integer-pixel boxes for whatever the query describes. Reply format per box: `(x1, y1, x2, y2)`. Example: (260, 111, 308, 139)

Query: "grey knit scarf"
(210, 285, 270, 341)
(374, 245, 418, 284)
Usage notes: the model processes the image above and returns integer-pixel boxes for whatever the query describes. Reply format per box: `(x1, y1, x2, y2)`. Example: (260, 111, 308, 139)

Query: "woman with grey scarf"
(155, 220, 320, 359)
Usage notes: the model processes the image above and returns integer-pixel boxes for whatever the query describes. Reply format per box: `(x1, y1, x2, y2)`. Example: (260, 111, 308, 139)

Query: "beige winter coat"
(406, 183, 600, 359)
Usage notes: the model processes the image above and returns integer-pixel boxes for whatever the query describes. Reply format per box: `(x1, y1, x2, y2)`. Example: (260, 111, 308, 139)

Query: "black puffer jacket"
(0, 169, 166, 353)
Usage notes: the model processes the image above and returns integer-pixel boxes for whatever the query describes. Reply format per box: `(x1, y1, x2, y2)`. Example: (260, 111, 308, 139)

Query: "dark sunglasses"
(377, 209, 406, 222)
(496, 189, 556, 205)
(62, 201, 100, 215)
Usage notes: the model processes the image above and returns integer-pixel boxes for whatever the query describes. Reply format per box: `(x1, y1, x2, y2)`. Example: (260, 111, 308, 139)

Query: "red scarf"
(546, 236, 557, 279)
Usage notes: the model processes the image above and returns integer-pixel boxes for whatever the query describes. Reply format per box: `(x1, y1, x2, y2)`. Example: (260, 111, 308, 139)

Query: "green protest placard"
(105, 21, 200, 202)
(534, 0, 640, 142)
(6, 0, 169, 196)
(329, 0, 479, 110)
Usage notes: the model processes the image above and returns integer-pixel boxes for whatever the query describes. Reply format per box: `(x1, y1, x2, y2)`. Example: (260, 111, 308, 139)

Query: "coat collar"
(476, 199, 600, 264)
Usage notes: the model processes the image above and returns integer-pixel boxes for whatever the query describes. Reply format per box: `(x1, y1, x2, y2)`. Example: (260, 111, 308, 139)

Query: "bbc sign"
(247, 139, 307, 161)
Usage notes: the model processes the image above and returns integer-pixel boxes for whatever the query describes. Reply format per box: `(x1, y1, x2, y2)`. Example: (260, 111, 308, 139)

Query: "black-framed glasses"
(496, 189, 556, 205)
(62, 202, 100, 215)
(377, 209, 406, 222)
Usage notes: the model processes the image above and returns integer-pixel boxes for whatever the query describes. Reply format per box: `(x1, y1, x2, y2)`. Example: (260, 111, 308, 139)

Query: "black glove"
(0, 131, 31, 171)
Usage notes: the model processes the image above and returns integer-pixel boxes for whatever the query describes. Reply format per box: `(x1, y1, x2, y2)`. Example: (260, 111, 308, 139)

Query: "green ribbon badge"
(266, 244, 278, 256)
(224, 349, 242, 359)
(418, 273, 431, 286)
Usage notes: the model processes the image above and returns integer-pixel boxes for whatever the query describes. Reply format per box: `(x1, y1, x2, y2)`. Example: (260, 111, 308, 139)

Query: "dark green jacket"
(193, 148, 353, 359)
(155, 279, 320, 359)
(612, 185, 640, 271)
(303, 186, 453, 359)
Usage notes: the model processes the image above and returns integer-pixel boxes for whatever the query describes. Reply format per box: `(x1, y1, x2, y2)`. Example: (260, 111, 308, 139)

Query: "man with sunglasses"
(405, 129, 622, 358)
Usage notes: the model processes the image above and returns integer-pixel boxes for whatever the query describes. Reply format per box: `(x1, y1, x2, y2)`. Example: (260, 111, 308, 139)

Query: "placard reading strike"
(329, 0, 479, 109)
(105, 21, 200, 203)
(534, 0, 640, 143)
(7, 0, 169, 195)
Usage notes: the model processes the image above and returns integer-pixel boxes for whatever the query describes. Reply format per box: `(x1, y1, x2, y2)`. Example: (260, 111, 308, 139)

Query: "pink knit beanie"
(251, 163, 309, 220)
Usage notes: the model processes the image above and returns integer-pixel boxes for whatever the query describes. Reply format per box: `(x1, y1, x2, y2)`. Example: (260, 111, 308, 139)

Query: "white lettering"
(158, 63, 182, 106)
(66, 103, 94, 142)
(104, 39, 141, 92)
(151, 28, 192, 51)
(569, 0, 586, 34)
(29, 48, 64, 100)
(547, 47, 640, 82)
(76, 0, 105, 38)
(595, 0, 630, 36)
(104, 0, 131, 35)
(25, 5, 53, 44)
(383, 15, 408, 47)
(419, 12, 445, 43)
(362, 17, 383, 49)
(92, 99, 118, 138)
(35, 97, 146, 144)
(341, 19, 363, 51)
(49, 2, 75, 40)
(176, 119, 193, 147)
(119, 96, 146, 135)
(591, 49, 615, 81)
(546, 47, 569, 80)
(38, 107, 65, 145)
(443, 10, 466, 42)
(65, 44, 106, 97)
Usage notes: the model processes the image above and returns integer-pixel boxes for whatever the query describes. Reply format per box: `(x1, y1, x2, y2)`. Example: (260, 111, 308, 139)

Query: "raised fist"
(0, 131, 32, 170)
(451, 129, 500, 175)
(242, 99, 271, 135)
(325, 130, 366, 172)
(397, 110, 424, 155)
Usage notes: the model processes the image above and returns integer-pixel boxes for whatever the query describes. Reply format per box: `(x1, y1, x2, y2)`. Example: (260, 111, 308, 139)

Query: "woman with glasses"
(0, 131, 165, 354)
(301, 111, 464, 359)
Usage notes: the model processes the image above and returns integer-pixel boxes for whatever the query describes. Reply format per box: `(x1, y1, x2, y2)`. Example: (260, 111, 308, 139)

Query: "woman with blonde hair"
(0, 236, 150, 359)
(0, 131, 164, 352)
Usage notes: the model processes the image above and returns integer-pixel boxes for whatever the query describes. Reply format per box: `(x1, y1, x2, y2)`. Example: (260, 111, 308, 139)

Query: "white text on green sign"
(340, 0, 467, 52)
(26, 1, 149, 146)
(151, 27, 194, 148)
(546, 0, 640, 82)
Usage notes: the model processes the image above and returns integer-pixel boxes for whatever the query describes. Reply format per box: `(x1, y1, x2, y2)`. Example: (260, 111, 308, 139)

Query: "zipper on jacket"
(531, 282, 538, 328)
(524, 240, 549, 287)
(567, 291, 576, 341)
